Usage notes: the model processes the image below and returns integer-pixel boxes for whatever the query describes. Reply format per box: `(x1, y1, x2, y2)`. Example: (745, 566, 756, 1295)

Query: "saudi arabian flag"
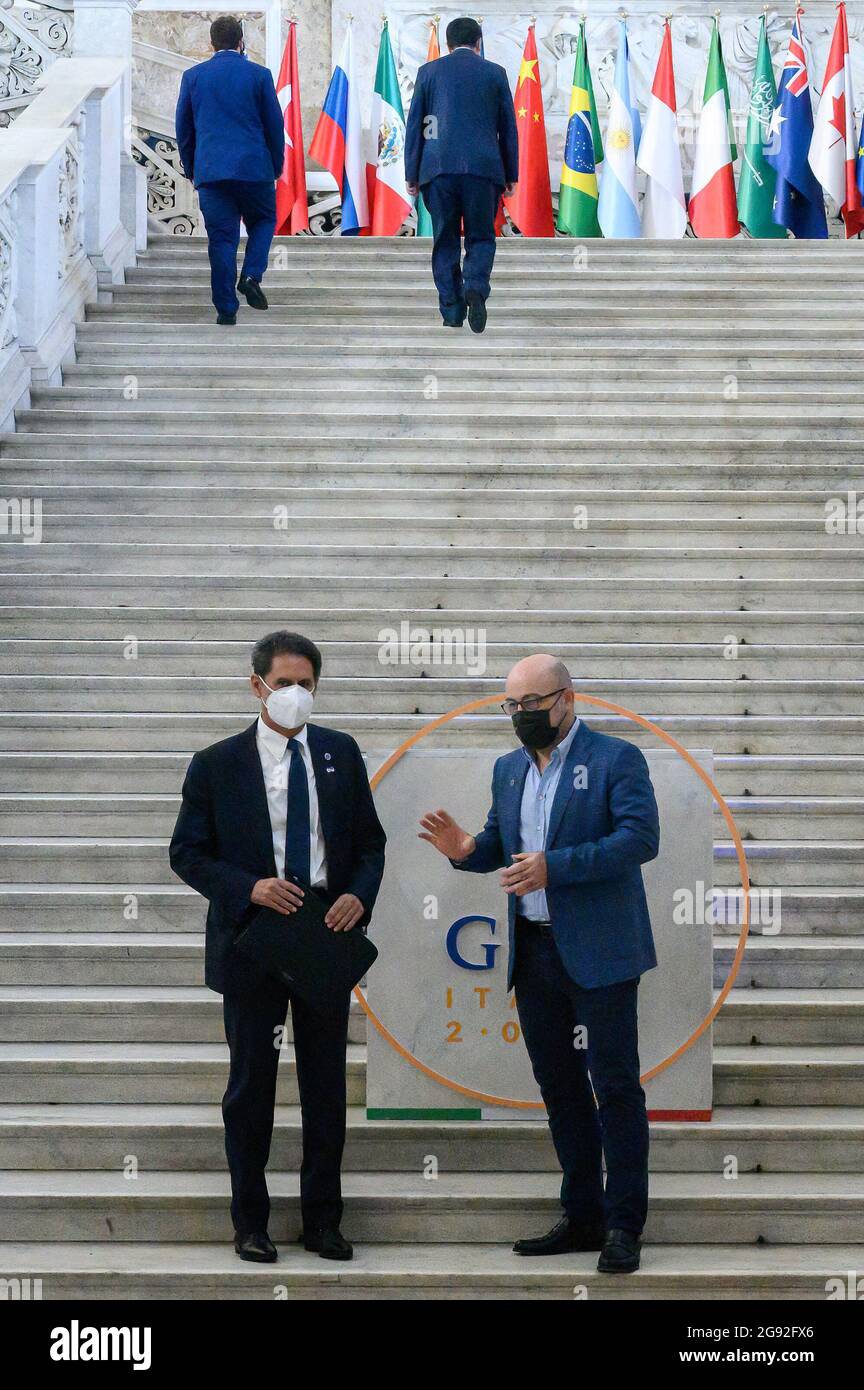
(690, 18, 739, 238)
(739, 16, 785, 237)
(557, 21, 604, 236)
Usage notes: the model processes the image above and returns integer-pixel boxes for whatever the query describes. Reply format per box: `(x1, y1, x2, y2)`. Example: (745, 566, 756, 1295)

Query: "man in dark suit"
(175, 15, 285, 324)
(404, 16, 519, 332)
(420, 654, 660, 1273)
(170, 631, 386, 1263)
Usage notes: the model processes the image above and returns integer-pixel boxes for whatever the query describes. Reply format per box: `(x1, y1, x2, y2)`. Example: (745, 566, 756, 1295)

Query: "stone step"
(1, 926, 859, 982)
(2, 610, 859, 644)
(3, 485, 857, 522)
(2, 676, 860, 718)
(3, 576, 858, 612)
(11, 514, 861, 551)
(0, 794, 858, 841)
(0, 713, 857, 755)
(4, 436, 860, 473)
(1, 1168, 863, 1244)
(0, 1239, 858, 1299)
(0, 1097, 862, 1173)
(714, 938, 864, 988)
(0, 983, 860, 1048)
(16, 408, 864, 440)
(62, 361, 864, 389)
(2, 641, 857, 681)
(126, 267, 864, 289)
(1, 885, 856, 935)
(0, 1041, 366, 1105)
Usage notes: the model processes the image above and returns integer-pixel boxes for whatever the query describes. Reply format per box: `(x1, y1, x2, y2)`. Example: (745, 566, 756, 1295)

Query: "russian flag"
(309, 23, 368, 235)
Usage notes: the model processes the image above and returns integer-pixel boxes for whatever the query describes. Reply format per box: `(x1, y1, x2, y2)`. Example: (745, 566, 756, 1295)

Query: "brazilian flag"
(557, 20, 604, 237)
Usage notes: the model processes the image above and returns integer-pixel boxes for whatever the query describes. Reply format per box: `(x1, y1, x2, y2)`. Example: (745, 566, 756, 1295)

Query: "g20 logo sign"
(445, 915, 501, 971)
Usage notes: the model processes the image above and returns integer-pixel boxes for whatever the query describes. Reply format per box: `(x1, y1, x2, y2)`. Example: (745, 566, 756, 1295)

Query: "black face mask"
(512, 707, 559, 751)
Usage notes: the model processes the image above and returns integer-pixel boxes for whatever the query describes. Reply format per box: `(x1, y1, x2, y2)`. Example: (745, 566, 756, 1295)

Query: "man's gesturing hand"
(250, 877, 305, 916)
(325, 893, 364, 933)
(500, 851, 547, 896)
(419, 809, 475, 862)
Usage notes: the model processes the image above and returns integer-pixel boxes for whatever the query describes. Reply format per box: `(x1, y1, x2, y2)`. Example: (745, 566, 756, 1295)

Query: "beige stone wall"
(132, 3, 331, 145)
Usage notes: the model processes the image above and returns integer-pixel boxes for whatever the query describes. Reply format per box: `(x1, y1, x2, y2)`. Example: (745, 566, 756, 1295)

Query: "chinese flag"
(504, 24, 554, 236)
(275, 20, 309, 234)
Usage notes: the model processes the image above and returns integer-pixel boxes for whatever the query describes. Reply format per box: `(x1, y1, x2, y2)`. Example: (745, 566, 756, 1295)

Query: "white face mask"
(259, 679, 315, 730)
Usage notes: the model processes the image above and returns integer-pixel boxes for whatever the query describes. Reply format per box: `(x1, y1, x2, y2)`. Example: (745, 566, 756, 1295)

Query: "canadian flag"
(637, 20, 686, 238)
(809, 1, 864, 236)
(275, 20, 309, 235)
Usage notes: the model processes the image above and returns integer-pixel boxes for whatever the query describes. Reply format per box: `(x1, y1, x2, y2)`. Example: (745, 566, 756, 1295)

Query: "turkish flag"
(503, 25, 554, 236)
(275, 20, 309, 235)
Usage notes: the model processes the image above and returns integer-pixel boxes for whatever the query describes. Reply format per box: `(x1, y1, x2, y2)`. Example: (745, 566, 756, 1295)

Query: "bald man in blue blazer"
(420, 654, 660, 1274)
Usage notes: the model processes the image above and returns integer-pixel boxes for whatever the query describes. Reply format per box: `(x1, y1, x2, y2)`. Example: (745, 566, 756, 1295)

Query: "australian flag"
(765, 15, 828, 238)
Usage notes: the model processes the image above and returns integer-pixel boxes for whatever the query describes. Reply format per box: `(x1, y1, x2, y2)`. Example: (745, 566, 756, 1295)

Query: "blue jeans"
(197, 179, 276, 315)
(513, 919, 649, 1235)
(423, 173, 501, 320)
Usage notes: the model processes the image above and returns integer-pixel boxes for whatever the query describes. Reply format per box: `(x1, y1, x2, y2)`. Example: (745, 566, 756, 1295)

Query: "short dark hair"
(251, 631, 322, 683)
(210, 15, 243, 51)
(446, 17, 482, 50)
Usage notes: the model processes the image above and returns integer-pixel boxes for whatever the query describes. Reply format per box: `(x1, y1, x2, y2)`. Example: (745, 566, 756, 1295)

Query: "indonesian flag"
(275, 20, 308, 235)
(365, 19, 411, 236)
(504, 24, 555, 236)
(638, 20, 686, 238)
(690, 18, 739, 238)
(809, 1, 864, 237)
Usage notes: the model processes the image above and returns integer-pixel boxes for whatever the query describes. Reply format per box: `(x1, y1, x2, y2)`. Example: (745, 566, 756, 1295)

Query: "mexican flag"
(690, 18, 739, 238)
(557, 19, 603, 236)
(738, 15, 785, 238)
(416, 19, 440, 238)
(365, 20, 411, 236)
(809, 1, 864, 237)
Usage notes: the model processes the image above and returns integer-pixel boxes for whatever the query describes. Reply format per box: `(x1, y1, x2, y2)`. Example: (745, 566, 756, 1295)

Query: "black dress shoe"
(303, 1226, 353, 1261)
(237, 275, 268, 310)
(513, 1215, 605, 1257)
(234, 1230, 277, 1263)
(465, 289, 487, 334)
(442, 317, 464, 329)
(216, 312, 236, 326)
(597, 1227, 641, 1273)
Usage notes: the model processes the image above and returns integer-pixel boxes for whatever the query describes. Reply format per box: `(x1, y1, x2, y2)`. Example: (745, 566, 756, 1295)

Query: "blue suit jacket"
(169, 721, 386, 994)
(175, 50, 285, 188)
(404, 48, 519, 189)
(454, 721, 660, 990)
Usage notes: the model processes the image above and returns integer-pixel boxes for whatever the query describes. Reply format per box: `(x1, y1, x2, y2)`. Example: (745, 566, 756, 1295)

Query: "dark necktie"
(284, 737, 311, 884)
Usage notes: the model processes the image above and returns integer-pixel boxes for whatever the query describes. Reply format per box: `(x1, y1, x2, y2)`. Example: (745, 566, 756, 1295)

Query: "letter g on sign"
(446, 915, 500, 971)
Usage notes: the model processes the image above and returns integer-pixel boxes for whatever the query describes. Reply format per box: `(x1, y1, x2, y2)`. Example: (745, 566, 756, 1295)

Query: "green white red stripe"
(689, 19, 739, 238)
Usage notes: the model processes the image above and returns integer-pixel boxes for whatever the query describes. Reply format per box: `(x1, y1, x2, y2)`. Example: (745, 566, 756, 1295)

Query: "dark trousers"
(222, 965, 350, 1236)
(197, 178, 276, 315)
(424, 173, 501, 320)
(513, 919, 649, 1236)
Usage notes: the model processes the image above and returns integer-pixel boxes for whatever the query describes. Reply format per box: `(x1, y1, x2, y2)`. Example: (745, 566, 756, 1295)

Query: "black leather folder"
(235, 884, 378, 1012)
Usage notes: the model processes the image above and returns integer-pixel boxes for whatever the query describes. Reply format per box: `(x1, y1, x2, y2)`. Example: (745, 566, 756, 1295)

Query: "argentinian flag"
(598, 20, 642, 238)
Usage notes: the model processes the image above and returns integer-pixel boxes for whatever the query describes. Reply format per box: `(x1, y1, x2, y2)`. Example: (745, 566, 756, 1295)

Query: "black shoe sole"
(238, 280, 268, 311)
(514, 1241, 604, 1256)
(597, 1259, 641, 1273)
(303, 1243, 353, 1261)
(216, 317, 236, 326)
(234, 1246, 277, 1263)
(466, 292, 487, 334)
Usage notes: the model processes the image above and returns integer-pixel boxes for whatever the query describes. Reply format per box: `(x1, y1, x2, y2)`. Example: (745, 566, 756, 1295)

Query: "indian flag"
(366, 20, 411, 236)
(690, 18, 739, 238)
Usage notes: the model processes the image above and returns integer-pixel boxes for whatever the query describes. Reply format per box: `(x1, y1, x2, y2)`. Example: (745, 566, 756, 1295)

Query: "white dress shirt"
(255, 716, 328, 887)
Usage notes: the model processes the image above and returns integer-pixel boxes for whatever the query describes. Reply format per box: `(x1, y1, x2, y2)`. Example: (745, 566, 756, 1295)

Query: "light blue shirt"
(517, 717, 580, 922)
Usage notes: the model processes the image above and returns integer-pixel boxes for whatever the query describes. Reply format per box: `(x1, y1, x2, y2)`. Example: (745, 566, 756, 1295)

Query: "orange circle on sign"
(355, 692, 751, 1109)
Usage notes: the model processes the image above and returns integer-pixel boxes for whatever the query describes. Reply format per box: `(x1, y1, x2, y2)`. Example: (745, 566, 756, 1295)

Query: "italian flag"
(637, 19, 686, 238)
(809, 1, 864, 237)
(690, 18, 739, 238)
(365, 20, 411, 236)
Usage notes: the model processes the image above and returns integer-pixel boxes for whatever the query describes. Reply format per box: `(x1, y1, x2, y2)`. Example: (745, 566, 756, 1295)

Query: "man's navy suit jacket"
(453, 720, 660, 990)
(175, 49, 285, 188)
(169, 721, 386, 994)
(404, 47, 519, 189)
